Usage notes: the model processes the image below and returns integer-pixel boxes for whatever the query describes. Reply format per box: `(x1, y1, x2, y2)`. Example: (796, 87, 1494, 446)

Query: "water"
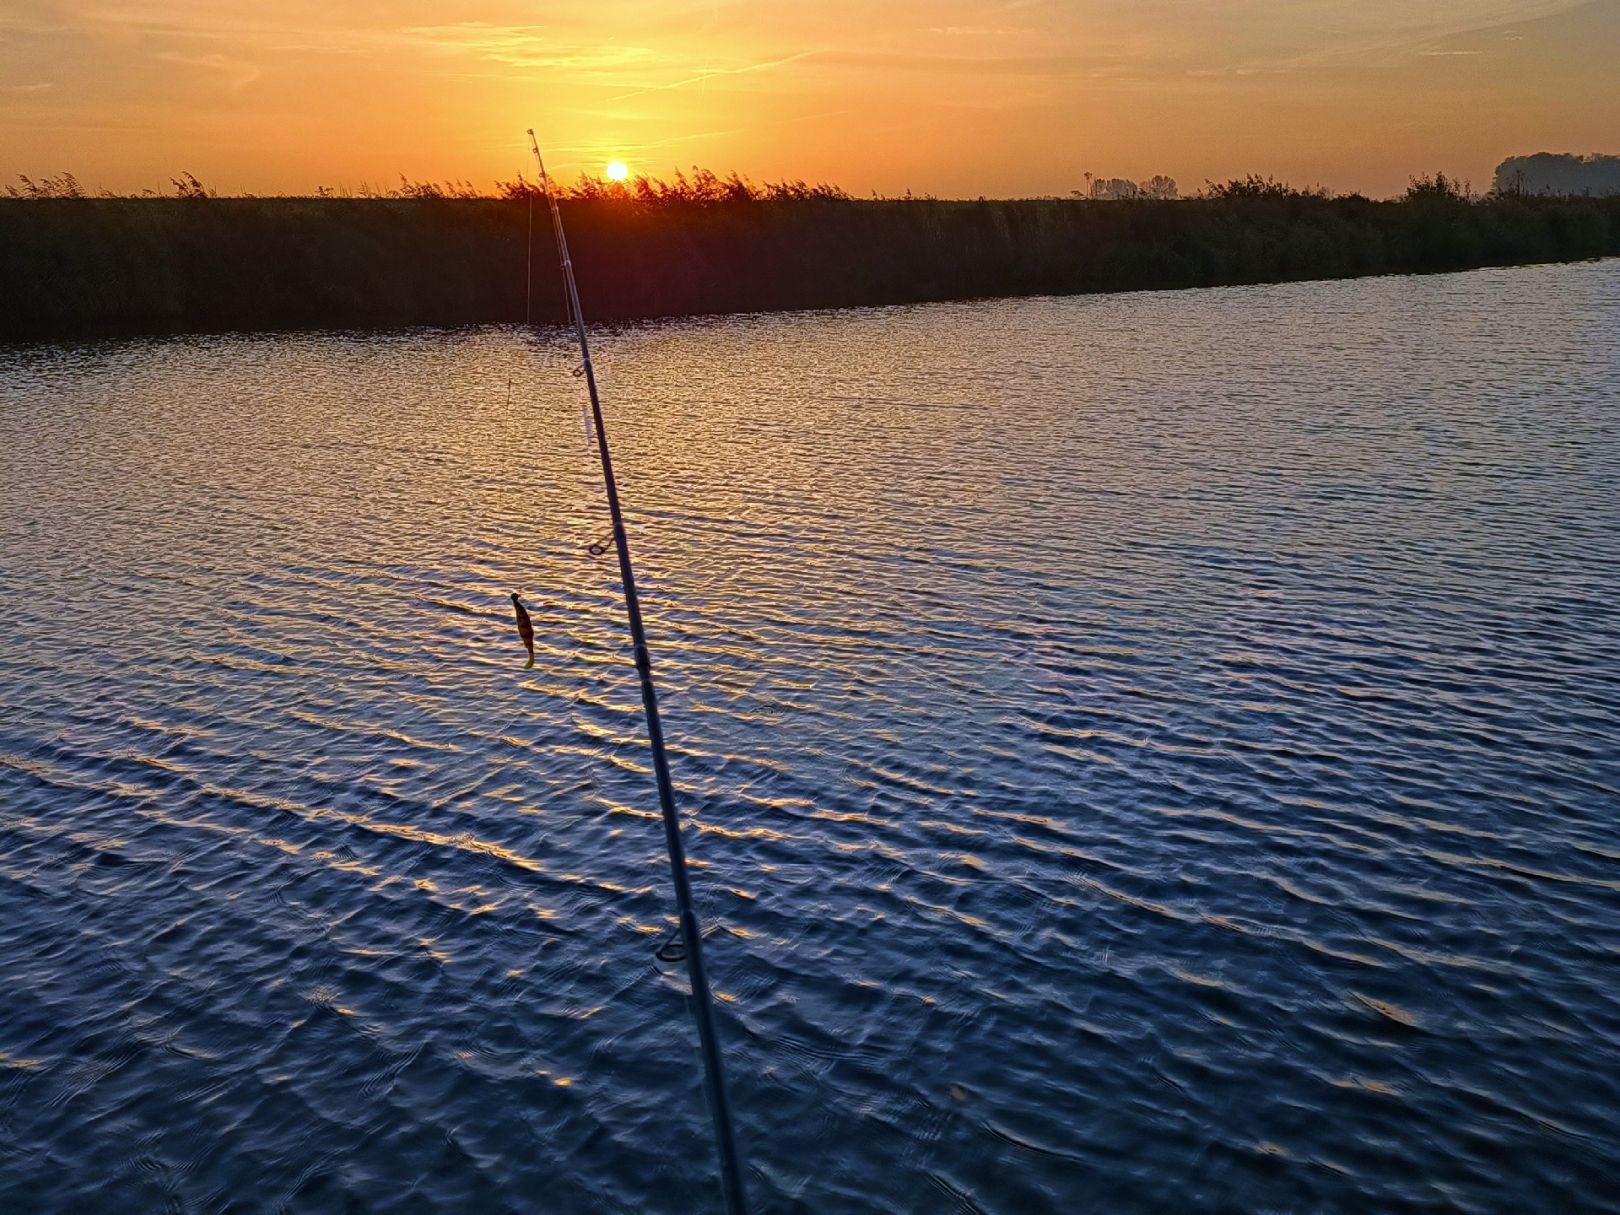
(2, 260, 1618, 1214)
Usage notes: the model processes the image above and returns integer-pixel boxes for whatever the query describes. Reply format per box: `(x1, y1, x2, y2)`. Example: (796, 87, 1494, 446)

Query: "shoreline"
(5, 253, 1614, 348)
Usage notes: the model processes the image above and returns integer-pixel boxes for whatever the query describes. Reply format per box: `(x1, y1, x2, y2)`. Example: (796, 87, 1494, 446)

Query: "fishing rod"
(526, 129, 749, 1215)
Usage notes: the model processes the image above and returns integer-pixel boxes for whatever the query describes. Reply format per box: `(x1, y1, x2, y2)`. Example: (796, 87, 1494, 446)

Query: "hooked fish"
(511, 592, 536, 668)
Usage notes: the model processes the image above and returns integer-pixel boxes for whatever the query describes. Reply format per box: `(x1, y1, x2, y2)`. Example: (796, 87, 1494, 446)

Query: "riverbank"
(3, 189, 1617, 339)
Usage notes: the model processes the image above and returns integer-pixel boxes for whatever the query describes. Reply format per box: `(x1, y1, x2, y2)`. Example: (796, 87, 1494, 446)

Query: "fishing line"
(563, 309, 594, 447)
(527, 128, 749, 1215)
(525, 189, 534, 326)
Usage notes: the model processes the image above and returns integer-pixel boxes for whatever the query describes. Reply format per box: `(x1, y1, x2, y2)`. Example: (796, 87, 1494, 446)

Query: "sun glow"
(0, 4, 1609, 199)
(605, 160, 629, 182)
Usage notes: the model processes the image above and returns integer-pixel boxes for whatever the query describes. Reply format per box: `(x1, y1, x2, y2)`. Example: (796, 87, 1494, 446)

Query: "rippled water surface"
(3, 261, 1619, 1213)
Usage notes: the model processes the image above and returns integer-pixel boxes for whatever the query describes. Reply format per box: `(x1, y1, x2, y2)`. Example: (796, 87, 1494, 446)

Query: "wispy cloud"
(808, 48, 1090, 78)
(155, 51, 262, 90)
(399, 22, 659, 72)
(606, 51, 813, 102)
(924, 27, 1028, 39)
(0, 6, 69, 37)
(1180, 0, 1590, 74)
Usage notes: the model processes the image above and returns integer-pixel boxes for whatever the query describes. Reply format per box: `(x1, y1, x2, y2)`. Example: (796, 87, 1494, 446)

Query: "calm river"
(2, 260, 1618, 1213)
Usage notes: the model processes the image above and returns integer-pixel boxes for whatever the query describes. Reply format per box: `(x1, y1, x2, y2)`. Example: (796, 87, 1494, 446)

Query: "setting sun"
(605, 161, 629, 182)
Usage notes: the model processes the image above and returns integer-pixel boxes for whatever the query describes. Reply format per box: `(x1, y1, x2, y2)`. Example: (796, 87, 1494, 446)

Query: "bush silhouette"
(1, 169, 1616, 338)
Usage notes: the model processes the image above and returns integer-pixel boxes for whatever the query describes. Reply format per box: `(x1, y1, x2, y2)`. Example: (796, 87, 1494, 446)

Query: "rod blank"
(526, 129, 749, 1215)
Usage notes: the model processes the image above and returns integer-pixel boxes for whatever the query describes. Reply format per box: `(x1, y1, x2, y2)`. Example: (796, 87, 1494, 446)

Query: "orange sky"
(2, 1, 1615, 198)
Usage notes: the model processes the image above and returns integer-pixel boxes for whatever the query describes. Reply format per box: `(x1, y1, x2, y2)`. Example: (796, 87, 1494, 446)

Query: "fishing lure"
(510, 592, 536, 668)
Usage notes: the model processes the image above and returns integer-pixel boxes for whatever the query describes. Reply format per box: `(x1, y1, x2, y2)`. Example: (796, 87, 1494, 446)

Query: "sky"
(1, 0, 1615, 198)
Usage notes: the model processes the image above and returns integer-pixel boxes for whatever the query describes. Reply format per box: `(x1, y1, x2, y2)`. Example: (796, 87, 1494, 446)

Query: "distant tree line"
(1494, 153, 1620, 198)
(1079, 174, 1179, 201)
(2, 169, 1616, 339)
